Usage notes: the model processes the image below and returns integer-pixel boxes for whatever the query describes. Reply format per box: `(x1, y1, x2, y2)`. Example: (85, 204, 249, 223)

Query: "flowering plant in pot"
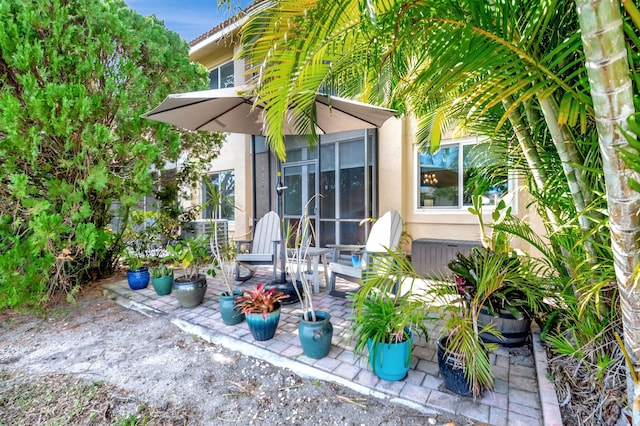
(449, 195, 548, 347)
(235, 283, 289, 341)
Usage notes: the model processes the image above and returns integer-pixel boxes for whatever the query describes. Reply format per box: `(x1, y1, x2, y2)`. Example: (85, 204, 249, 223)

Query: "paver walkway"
(103, 267, 551, 426)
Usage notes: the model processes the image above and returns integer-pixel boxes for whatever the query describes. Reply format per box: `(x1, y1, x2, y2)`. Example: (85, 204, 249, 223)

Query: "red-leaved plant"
(235, 283, 289, 320)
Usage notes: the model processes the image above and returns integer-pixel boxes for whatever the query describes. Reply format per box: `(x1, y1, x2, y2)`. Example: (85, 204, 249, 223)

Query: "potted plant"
(209, 237, 244, 325)
(450, 195, 547, 347)
(434, 249, 512, 398)
(123, 252, 149, 290)
(149, 263, 173, 296)
(165, 234, 210, 308)
(447, 247, 542, 347)
(287, 205, 333, 359)
(202, 179, 245, 324)
(235, 283, 289, 341)
(350, 252, 430, 381)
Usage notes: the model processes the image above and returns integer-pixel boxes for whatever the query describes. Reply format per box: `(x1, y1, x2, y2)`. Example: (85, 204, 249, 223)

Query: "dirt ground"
(0, 279, 475, 426)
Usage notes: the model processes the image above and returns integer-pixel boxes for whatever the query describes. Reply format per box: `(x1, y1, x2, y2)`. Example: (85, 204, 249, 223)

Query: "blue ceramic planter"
(127, 267, 150, 290)
(246, 304, 281, 341)
(367, 330, 413, 381)
(299, 311, 333, 359)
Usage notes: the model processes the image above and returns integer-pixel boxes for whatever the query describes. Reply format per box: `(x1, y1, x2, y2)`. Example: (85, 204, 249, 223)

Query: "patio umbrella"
(141, 85, 395, 136)
(142, 85, 396, 291)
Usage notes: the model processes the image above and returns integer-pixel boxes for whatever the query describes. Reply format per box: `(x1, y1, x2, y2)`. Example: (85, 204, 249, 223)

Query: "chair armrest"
(236, 239, 253, 253)
(326, 244, 365, 262)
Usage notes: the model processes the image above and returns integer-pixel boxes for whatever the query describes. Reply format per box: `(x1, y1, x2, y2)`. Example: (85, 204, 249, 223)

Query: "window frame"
(208, 60, 235, 90)
(415, 136, 512, 212)
(202, 170, 235, 222)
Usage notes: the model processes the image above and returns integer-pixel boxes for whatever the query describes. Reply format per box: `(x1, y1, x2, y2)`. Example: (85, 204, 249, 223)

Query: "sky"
(125, 0, 254, 43)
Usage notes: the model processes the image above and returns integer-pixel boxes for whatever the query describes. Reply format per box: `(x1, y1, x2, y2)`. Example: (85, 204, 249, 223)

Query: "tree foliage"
(0, 0, 222, 309)
(237, 0, 640, 420)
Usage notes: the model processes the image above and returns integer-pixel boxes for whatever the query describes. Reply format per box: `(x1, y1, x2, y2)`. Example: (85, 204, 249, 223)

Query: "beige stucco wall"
(189, 24, 545, 256)
(189, 39, 254, 240)
(378, 116, 483, 245)
(199, 133, 253, 239)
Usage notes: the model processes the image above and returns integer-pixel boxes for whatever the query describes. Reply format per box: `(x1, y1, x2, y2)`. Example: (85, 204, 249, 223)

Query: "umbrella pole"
(275, 164, 287, 283)
(270, 160, 300, 305)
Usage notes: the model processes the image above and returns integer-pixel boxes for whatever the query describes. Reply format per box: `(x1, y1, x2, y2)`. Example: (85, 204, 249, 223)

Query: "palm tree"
(575, 0, 639, 421)
(236, 0, 639, 416)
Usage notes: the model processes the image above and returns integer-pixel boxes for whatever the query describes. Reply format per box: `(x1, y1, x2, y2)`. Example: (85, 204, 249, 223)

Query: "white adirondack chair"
(328, 210, 403, 297)
(235, 211, 281, 281)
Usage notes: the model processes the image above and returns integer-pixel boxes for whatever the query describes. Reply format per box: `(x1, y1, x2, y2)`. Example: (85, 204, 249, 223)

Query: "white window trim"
(202, 170, 236, 223)
(208, 60, 235, 90)
(414, 136, 516, 214)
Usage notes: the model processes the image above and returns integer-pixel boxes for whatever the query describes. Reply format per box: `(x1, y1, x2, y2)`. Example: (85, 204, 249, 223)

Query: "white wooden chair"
(328, 210, 403, 297)
(235, 211, 281, 281)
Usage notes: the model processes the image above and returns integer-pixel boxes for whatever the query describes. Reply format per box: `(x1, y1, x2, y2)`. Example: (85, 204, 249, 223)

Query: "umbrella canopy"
(141, 85, 395, 135)
(142, 85, 395, 289)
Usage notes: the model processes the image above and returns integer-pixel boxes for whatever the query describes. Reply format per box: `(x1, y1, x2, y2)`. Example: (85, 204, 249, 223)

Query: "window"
(209, 61, 234, 89)
(418, 138, 508, 210)
(203, 171, 235, 220)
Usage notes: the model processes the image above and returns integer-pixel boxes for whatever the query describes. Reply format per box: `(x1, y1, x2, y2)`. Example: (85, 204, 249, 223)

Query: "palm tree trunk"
(503, 97, 549, 191)
(576, 0, 640, 420)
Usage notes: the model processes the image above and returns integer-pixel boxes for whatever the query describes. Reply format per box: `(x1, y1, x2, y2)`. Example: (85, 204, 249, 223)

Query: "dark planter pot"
(172, 274, 207, 308)
(299, 311, 333, 359)
(151, 275, 173, 296)
(437, 336, 474, 398)
(266, 280, 302, 305)
(127, 267, 149, 290)
(219, 290, 245, 325)
(245, 303, 281, 341)
(478, 306, 531, 347)
(367, 330, 413, 381)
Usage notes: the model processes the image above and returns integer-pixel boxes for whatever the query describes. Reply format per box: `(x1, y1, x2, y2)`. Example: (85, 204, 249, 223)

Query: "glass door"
(283, 162, 317, 244)
(319, 131, 375, 246)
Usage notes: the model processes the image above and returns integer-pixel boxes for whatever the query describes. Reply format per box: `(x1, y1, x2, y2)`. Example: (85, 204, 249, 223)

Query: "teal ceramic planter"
(245, 304, 281, 341)
(172, 274, 207, 308)
(367, 330, 413, 381)
(219, 290, 245, 325)
(299, 311, 333, 359)
(151, 275, 173, 296)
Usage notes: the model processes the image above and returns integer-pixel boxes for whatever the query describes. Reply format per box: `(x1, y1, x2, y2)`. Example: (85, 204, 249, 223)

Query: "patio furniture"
(235, 211, 281, 282)
(287, 215, 332, 294)
(327, 210, 403, 297)
(289, 247, 332, 294)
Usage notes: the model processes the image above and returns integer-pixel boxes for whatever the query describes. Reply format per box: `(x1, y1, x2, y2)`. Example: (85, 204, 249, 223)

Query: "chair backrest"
(364, 210, 403, 253)
(251, 211, 281, 254)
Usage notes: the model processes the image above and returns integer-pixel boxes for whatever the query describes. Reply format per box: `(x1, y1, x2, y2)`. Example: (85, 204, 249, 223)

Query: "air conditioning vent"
(181, 220, 228, 250)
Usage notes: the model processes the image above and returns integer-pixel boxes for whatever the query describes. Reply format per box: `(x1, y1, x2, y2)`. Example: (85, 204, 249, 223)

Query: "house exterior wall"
(188, 15, 544, 255)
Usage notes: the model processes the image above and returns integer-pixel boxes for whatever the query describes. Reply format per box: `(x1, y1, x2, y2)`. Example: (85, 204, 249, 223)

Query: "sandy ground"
(0, 279, 475, 425)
